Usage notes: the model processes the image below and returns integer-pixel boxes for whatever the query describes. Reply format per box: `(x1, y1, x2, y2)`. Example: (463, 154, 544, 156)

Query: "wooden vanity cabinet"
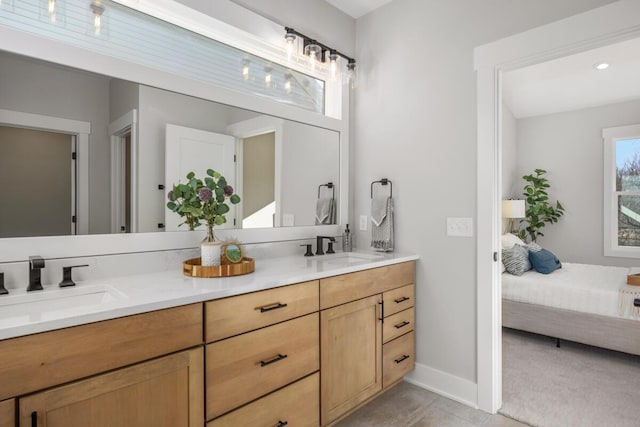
(319, 261, 415, 426)
(19, 348, 203, 427)
(0, 399, 14, 427)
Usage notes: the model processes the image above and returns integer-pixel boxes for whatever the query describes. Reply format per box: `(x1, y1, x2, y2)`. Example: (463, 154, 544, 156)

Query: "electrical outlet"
(447, 217, 473, 237)
(359, 215, 368, 231)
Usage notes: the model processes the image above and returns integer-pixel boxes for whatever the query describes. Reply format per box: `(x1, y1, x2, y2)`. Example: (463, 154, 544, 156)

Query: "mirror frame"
(0, 1, 349, 262)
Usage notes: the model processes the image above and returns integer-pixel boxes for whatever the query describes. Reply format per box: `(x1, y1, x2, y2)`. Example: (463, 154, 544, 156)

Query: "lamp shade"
(502, 200, 525, 218)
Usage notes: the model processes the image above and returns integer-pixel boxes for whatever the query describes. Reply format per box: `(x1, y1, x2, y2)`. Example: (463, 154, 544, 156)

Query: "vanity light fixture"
(284, 27, 356, 86)
(91, 1, 104, 35)
(242, 59, 250, 81)
(264, 66, 272, 88)
(594, 61, 610, 70)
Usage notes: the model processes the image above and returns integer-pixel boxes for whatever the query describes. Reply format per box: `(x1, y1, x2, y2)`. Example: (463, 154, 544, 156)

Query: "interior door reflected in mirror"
(0, 50, 340, 238)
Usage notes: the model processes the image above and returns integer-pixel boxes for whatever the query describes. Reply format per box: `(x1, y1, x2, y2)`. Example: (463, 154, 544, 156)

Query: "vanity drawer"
(205, 280, 319, 342)
(320, 261, 414, 309)
(206, 313, 319, 420)
(0, 303, 202, 401)
(207, 373, 319, 427)
(383, 307, 414, 344)
(384, 284, 414, 317)
(0, 399, 14, 427)
(383, 331, 415, 388)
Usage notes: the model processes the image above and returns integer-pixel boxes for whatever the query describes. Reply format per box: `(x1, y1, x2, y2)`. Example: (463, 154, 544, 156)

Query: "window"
(604, 124, 640, 257)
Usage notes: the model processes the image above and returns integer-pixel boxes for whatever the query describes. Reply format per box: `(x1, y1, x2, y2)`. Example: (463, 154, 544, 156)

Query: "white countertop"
(0, 251, 417, 340)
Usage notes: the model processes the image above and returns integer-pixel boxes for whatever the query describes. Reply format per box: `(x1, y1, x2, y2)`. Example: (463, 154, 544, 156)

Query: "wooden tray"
(183, 257, 255, 278)
(627, 273, 640, 286)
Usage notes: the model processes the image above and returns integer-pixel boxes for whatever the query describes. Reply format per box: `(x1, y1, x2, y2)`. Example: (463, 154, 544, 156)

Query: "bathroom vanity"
(0, 254, 416, 427)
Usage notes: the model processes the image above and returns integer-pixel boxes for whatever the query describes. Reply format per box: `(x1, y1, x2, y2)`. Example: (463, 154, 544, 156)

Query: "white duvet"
(502, 262, 640, 320)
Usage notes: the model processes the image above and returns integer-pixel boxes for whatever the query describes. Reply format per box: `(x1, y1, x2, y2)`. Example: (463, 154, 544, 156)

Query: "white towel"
(371, 196, 393, 251)
(316, 198, 336, 225)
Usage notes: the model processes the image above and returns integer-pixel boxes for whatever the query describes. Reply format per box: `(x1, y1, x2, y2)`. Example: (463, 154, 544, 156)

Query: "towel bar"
(318, 182, 335, 199)
(371, 178, 393, 198)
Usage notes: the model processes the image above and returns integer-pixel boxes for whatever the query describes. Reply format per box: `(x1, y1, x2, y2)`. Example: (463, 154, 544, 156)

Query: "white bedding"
(502, 262, 640, 320)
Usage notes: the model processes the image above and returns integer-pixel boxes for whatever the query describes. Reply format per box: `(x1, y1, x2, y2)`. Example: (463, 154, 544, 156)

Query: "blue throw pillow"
(529, 248, 561, 274)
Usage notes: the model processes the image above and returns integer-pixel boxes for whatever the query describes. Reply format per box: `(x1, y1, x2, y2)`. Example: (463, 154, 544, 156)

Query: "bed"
(502, 262, 640, 355)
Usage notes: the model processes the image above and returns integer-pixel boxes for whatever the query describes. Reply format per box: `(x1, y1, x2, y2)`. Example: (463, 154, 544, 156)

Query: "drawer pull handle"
(260, 353, 288, 367)
(394, 321, 410, 329)
(259, 302, 288, 313)
(395, 354, 410, 364)
(31, 412, 37, 427)
(394, 296, 410, 303)
(276, 421, 289, 427)
(379, 300, 384, 323)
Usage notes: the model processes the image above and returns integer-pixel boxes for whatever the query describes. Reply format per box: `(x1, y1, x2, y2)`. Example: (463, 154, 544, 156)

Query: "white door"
(165, 124, 236, 232)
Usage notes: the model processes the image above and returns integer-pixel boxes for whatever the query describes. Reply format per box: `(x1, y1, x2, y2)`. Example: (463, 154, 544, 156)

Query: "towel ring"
(318, 182, 335, 199)
(371, 178, 392, 199)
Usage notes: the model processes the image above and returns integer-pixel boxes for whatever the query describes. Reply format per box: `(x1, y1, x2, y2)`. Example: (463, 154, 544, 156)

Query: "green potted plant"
(517, 168, 565, 243)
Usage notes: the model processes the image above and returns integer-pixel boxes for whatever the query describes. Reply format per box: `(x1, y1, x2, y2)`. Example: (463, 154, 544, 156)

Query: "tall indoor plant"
(517, 168, 565, 243)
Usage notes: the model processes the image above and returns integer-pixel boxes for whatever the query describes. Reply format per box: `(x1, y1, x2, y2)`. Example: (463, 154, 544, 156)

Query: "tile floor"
(336, 382, 529, 427)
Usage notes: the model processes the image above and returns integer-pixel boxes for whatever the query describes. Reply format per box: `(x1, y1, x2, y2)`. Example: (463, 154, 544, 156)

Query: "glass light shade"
(502, 200, 525, 218)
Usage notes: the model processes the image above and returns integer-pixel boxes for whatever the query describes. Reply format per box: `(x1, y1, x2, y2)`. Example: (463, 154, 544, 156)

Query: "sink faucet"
(316, 236, 336, 255)
(28, 255, 45, 292)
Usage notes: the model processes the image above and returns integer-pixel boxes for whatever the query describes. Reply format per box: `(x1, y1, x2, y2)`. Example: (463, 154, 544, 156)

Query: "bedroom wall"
(516, 97, 640, 268)
(502, 102, 519, 199)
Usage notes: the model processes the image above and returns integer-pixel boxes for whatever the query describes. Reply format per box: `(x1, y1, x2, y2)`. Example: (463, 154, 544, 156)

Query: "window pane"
(616, 138, 640, 191)
(618, 195, 640, 246)
(0, 0, 325, 113)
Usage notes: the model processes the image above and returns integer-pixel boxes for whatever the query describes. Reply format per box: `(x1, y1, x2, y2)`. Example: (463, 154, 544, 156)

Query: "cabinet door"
(20, 348, 203, 427)
(0, 399, 14, 427)
(320, 294, 382, 425)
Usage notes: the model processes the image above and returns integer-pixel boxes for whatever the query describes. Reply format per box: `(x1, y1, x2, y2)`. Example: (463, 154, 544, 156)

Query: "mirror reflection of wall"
(0, 50, 340, 238)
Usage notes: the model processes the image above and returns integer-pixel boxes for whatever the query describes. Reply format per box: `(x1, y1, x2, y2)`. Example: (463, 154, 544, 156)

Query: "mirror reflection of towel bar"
(371, 178, 392, 198)
(318, 182, 335, 199)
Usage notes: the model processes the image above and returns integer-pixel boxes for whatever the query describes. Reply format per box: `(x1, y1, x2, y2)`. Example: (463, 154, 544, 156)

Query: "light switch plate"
(447, 217, 473, 237)
(359, 215, 368, 231)
(282, 214, 294, 227)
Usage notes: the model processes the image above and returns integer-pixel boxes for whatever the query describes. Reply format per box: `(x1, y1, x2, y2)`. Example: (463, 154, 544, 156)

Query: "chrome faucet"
(316, 236, 336, 255)
(28, 255, 45, 292)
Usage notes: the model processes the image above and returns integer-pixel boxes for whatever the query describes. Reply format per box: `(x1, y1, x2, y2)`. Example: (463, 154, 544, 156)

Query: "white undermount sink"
(320, 252, 384, 265)
(0, 284, 126, 322)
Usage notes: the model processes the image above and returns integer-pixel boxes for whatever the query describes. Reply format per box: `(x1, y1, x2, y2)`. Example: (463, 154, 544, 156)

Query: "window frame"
(603, 123, 640, 258)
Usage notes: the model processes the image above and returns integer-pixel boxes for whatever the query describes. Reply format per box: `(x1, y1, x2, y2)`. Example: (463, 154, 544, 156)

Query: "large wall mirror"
(0, 50, 340, 239)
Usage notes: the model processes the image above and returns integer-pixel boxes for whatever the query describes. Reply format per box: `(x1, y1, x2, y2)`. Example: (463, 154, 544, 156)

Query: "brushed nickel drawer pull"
(260, 353, 288, 367)
(394, 321, 410, 329)
(394, 296, 410, 303)
(258, 302, 288, 313)
(394, 354, 410, 364)
(276, 421, 288, 427)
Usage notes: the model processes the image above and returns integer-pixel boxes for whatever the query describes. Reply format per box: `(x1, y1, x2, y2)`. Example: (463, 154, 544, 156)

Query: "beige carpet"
(501, 328, 640, 427)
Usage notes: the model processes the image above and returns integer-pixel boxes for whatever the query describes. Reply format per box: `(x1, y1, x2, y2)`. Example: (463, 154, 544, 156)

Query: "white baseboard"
(404, 362, 478, 409)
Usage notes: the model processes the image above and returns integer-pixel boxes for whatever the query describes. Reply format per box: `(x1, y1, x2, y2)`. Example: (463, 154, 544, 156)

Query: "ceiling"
(503, 36, 640, 119)
(325, 0, 394, 19)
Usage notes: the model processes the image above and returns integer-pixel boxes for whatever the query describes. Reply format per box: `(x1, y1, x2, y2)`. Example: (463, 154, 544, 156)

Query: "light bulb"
(346, 59, 357, 89)
(242, 60, 250, 81)
(329, 51, 339, 81)
(309, 51, 317, 70)
(304, 41, 322, 71)
(264, 67, 272, 88)
(91, 2, 104, 36)
(285, 73, 292, 94)
(48, 0, 56, 22)
(284, 29, 296, 61)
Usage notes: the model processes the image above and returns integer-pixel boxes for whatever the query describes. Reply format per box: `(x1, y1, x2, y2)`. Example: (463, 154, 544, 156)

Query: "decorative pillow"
(529, 249, 562, 274)
(501, 233, 525, 250)
(527, 242, 543, 253)
(502, 244, 531, 276)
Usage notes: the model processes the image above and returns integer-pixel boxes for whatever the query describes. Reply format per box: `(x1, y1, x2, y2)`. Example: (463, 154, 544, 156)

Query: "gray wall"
(502, 103, 518, 199)
(243, 132, 275, 218)
(516, 98, 640, 268)
(353, 0, 616, 383)
(0, 53, 111, 234)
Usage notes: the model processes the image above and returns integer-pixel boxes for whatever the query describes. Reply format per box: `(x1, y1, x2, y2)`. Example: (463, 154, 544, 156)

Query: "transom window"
(604, 124, 640, 257)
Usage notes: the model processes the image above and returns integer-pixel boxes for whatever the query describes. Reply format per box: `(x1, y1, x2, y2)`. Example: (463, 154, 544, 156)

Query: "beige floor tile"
(409, 407, 478, 427)
(430, 396, 490, 425)
(482, 414, 530, 427)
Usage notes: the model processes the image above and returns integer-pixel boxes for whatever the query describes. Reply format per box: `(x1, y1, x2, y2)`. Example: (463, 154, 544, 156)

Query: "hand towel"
(371, 196, 394, 251)
(316, 197, 337, 225)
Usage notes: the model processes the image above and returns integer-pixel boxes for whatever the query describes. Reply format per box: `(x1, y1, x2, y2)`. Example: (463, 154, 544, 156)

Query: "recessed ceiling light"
(594, 62, 610, 70)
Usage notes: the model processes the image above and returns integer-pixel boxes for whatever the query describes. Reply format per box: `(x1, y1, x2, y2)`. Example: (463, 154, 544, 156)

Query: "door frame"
(226, 116, 284, 228)
(475, 1, 640, 413)
(109, 109, 138, 233)
(0, 108, 91, 235)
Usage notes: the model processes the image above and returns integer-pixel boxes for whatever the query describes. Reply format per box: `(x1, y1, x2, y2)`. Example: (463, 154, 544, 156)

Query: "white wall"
(502, 103, 518, 199)
(109, 79, 139, 122)
(0, 53, 111, 234)
(353, 0, 616, 389)
(516, 98, 640, 268)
